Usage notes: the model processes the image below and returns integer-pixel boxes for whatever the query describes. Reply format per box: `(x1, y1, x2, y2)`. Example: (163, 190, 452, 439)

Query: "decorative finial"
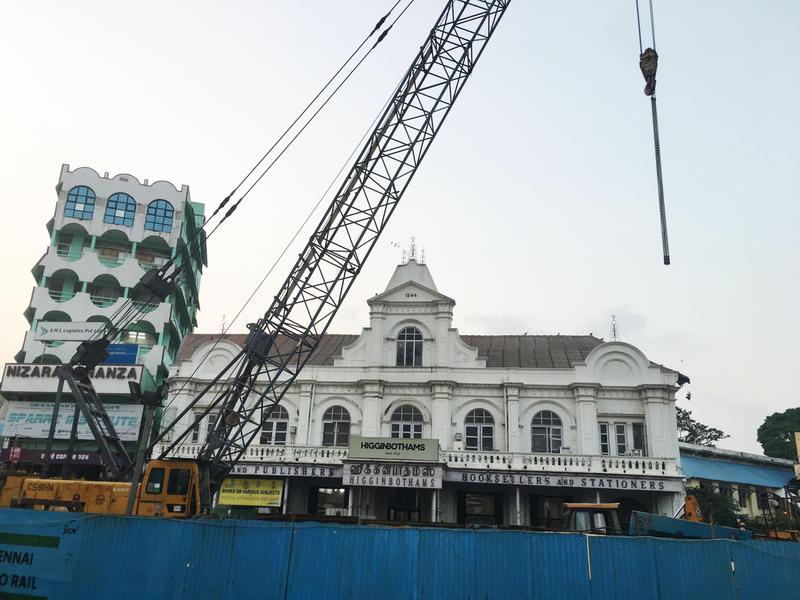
(611, 314, 618, 341)
(420, 248, 426, 265)
(409, 236, 417, 261)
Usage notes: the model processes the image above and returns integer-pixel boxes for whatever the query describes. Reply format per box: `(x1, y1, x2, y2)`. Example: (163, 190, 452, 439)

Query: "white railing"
(443, 450, 679, 477)
(152, 443, 679, 476)
(154, 443, 350, 465)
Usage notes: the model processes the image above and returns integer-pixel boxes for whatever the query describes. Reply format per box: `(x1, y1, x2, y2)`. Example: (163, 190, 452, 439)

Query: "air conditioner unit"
(630, 449, 643, 457)
(559, 447, 572, 455)
(289, 425, 297, 434)
(454, 432, 463, 441)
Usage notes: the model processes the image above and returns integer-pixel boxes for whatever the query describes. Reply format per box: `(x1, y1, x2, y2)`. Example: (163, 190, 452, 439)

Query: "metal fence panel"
(1, 509, 799, 599)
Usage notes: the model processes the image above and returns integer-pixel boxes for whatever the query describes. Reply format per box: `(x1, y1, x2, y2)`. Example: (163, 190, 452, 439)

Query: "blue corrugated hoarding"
(0, 509, 797, 599)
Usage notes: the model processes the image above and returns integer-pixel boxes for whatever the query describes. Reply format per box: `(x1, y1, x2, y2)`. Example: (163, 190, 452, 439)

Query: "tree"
(677, 406, 728, 447)
(757, 407, 800, 461)
(686, 485, 740, 527)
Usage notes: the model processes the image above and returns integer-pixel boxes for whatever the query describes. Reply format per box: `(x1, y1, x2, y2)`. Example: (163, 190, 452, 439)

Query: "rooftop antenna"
(611, 314, 619, 341)
(390, 241, 408, 264)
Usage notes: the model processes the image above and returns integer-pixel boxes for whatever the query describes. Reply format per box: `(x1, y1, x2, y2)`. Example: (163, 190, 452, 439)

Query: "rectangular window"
(167, 469, 191, 495)
(615, 423, 627, 455)
(260, 421, 288, 445)
(632, 422, 647, 456)
(532, 427, 548, 453)
(145, 468, 165, 495)
(465, 425, 494, 451)
(599, 423, 609, 455)
(738, 488, 749, 509)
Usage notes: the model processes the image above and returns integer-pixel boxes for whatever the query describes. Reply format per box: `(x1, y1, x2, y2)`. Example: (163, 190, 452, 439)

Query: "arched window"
(260, 405, 289, 445)
(322, 406, 350, 447)
(64, 186, 96, 220)
(390, 405, 423, 439)
(145, 199, 174, 233)
(396, 327, 423, 367)
(531, 410, 562, 453)
(465, 408, 494, 451)
(104, 192, 136, 227)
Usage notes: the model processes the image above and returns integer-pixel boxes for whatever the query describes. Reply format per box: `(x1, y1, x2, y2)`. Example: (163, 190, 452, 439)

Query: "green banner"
(348, 436, 440, 462)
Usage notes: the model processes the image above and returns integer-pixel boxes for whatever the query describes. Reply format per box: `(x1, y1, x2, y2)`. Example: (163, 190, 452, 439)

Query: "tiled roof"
(177, 333, 603, 368)
(459, 335, 603, 368)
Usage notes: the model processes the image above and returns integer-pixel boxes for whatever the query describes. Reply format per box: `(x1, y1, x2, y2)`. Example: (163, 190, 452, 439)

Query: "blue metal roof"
(681, 453, 794, 488)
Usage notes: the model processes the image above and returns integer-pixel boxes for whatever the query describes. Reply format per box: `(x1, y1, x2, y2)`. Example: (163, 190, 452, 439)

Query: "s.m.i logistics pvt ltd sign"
(348, 436, 440, 462)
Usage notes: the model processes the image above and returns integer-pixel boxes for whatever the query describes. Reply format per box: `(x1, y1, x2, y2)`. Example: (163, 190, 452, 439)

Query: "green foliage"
(757, 407, 800, 461)
(686, 485, 740, 527)
(677, 407, 728, 447)
(748, 514, 797, 534)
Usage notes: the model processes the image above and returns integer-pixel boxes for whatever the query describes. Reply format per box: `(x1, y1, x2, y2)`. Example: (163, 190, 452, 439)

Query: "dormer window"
(396, 327, 423, 367)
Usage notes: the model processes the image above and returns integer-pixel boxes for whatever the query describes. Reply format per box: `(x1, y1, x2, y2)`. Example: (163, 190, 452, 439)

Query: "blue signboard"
(104, 344, 139, 365)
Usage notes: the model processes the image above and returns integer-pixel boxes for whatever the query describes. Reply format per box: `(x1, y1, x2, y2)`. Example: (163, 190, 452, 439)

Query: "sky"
(0, 1, 798, 454)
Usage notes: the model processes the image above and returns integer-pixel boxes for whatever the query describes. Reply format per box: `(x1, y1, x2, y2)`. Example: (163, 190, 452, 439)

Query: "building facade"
(159, 258, 687, 526)
(0, 164, 206, 474)
(679, 442, 797, 520)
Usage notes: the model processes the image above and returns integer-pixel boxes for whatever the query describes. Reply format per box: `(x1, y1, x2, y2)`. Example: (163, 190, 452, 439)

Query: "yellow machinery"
(0, 460, 207, 518)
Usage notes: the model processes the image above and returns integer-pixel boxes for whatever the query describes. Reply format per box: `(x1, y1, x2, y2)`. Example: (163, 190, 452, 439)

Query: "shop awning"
(680, 454, 794, 488)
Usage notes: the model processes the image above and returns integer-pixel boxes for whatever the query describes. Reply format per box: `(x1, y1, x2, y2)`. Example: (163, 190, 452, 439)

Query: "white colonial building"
(159, 258, 687, 527)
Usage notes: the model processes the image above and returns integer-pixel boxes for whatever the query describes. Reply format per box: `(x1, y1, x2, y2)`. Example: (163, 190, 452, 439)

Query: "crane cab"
(135, 459, 211, 518)
(562, 502, 622, 534)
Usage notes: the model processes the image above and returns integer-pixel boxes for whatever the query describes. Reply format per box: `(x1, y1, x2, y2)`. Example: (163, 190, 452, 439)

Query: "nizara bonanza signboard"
(348, 436, 440, 462)
(0, 363, 143, 396)
(1, 400, 144, 442)
(33, 322, 105, 342)
(219, 478, 284, 507)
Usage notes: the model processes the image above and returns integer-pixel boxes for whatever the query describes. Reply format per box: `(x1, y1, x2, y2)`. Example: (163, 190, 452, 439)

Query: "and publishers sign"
(34, 322, 105, 342)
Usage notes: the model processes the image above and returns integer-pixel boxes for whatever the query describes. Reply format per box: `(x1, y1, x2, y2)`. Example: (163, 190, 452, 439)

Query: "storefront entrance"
(388, 489, 431, 523)
(307, 486, 349, 516)
(457, 492, 503, 526)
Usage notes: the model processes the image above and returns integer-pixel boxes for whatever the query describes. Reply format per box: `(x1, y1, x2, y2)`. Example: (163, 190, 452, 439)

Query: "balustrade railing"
(153, 442, 678, 476)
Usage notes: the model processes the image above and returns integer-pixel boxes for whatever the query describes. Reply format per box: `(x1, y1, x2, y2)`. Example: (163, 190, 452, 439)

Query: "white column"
(281, 478, 289, 514)
(641, 386, 677, 458)
(295, 382, 314, 445)
(431, 382, 453, 449)
(360, 380, 384, 437)
(571, 384, 600, 455)
(505, 384, 521, 453)
(515, 487, 521, 525)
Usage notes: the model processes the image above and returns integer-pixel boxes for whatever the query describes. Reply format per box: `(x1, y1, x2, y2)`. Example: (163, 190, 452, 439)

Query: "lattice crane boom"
(155, 0, 512, 492)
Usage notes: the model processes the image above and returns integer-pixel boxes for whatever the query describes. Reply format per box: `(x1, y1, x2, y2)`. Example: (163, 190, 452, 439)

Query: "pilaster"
(570, 383, 600, 455)
(431, 381, 454, 449)
(504, 383, 521, 452)
(360, 380, 384, 437)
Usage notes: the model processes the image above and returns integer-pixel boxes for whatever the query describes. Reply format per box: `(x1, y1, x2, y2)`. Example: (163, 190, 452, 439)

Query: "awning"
(680, 454, 794, 488)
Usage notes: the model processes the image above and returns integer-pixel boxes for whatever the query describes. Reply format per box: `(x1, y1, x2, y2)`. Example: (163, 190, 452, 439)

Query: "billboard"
(218, 478, 284, 507)
(33, 322, 105, 342)
(0, 363, 143, 396)
(348, 436, 440, 462)
(0, 400, 144, 441)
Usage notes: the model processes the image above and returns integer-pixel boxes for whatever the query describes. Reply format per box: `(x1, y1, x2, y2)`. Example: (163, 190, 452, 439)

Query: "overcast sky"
(1, 1, 798, 454)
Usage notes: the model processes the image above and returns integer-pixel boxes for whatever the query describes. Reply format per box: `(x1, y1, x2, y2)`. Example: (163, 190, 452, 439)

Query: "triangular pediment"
(369, 280, 454, 305)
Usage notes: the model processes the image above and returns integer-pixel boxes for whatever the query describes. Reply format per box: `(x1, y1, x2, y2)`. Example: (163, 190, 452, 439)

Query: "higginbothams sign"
(349, 436, 440, 462)
(344, 463, 443, 489)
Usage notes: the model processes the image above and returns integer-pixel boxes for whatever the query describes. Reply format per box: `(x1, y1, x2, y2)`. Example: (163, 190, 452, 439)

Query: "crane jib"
(173, 0, 514, 492)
